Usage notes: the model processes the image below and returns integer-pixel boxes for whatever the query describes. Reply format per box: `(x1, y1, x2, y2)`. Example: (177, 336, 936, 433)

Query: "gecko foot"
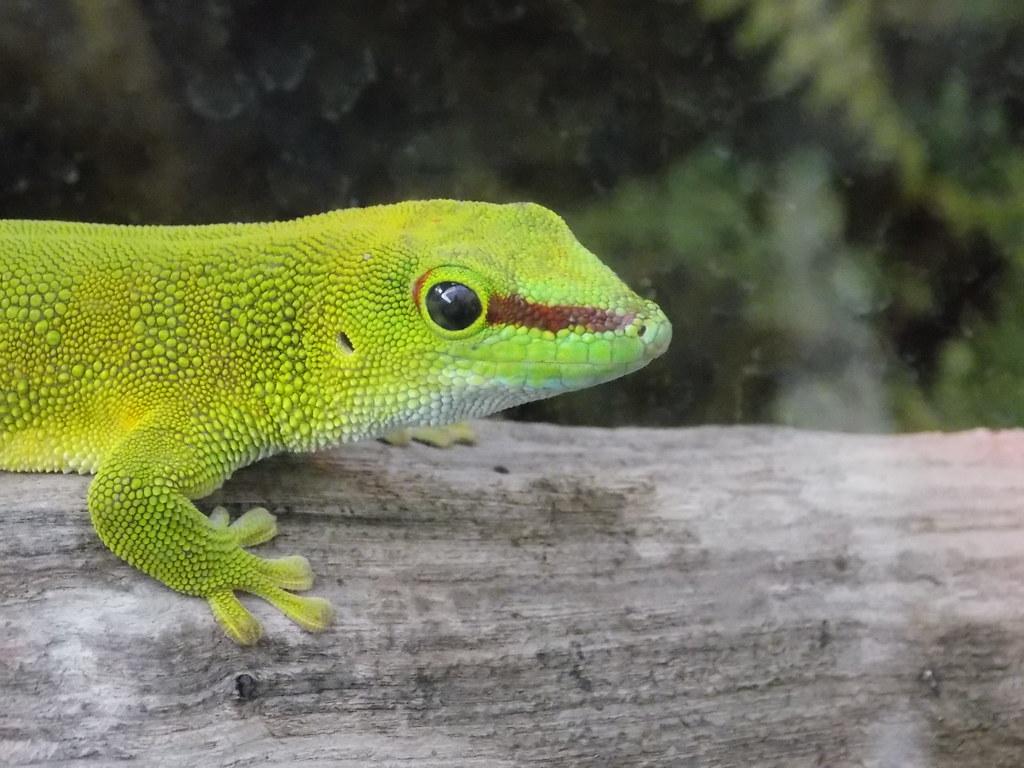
(204, 506, 334, 644)
(381, 421, 477, 448)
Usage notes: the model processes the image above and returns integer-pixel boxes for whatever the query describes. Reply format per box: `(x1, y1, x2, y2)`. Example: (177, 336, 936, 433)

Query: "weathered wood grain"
(2, 423, 1023, 767)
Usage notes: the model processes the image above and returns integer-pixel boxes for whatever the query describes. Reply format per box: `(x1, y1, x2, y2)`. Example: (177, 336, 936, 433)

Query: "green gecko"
(0, 200, 671, 644)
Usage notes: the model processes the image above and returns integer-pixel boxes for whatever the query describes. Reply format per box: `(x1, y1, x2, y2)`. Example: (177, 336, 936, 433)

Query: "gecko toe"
(209, 506, 231, 529)
(251, 585, 335, 633)
(381, 422, 476, 448)
(259, 554, 314, 591)
(229, 507, 278, 547)
(208, 590, 262, 646)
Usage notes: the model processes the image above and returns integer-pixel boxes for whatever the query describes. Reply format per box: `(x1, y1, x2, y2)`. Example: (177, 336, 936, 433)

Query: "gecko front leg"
(86, 418, 333, 644)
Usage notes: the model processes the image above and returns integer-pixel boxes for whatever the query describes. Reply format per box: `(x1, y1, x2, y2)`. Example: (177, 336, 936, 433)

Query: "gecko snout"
(635, 302, 672, 361)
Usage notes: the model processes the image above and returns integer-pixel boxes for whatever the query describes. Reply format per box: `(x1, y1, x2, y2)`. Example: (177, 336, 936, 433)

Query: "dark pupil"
(426, 281, 482, 331)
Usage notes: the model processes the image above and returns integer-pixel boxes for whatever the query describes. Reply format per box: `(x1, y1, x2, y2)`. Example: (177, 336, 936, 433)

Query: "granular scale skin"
(0, 200, 671, 643)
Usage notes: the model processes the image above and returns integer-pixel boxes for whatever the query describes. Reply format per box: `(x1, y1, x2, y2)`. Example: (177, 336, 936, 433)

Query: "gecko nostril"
(637, 324, 647, 338)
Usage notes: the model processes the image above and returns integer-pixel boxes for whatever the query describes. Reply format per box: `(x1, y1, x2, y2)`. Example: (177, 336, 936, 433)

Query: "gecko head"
(327, 200, 671, 432)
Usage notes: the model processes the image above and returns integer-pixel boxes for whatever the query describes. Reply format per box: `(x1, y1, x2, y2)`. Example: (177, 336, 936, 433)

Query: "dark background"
(2, 0, 1022, 430)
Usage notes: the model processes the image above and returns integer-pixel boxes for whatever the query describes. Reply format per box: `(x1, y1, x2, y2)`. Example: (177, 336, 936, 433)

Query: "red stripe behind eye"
(486, 294, 633, 333)
(412, 270, 433, 304)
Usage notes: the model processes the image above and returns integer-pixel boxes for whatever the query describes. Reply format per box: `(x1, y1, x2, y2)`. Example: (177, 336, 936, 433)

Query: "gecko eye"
(425, 281, 482, 331)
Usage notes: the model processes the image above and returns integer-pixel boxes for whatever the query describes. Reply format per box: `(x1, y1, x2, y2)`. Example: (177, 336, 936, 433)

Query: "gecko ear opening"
(337, 331, 354, 355)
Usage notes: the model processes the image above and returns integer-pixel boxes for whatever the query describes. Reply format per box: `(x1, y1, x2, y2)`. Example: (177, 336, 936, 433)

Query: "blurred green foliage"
(559, 145, 894, 430)
(533, 0, 1024, 430)
(0, 1, 1022, 430)
(697, 0, 1024, 430)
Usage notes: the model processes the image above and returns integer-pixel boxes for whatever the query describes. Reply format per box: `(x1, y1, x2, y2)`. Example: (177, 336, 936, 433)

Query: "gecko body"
(0, 200, 670, 643)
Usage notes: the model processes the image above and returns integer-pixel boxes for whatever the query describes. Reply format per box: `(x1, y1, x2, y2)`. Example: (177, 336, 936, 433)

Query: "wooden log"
(1, 423, 1023, 767)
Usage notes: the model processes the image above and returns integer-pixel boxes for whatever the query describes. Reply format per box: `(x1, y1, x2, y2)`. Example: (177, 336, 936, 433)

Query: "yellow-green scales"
(0, 200, 671, 643)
